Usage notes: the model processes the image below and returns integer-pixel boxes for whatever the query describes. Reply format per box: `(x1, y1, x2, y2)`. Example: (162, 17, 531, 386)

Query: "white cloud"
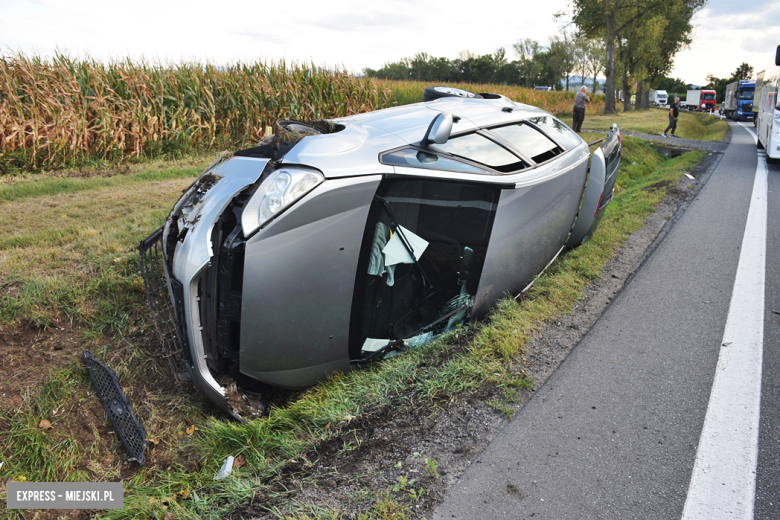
(670, 2, 780, 84)
(2, 0, 778, 85)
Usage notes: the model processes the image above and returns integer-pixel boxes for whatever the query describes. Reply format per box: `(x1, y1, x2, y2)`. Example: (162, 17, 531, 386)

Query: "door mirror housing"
(422, 112, 453, 147)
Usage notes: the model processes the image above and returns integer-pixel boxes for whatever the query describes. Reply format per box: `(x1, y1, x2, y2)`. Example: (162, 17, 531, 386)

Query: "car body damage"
(139, 90, 622, 421)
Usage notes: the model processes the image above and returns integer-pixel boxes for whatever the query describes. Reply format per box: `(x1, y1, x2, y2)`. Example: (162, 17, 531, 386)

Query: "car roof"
(280, 96, 554, 179)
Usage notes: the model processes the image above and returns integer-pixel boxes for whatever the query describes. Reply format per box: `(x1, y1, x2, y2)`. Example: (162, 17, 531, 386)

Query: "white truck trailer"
(755, 45, 780, 163)
(649, 90, 668, 106)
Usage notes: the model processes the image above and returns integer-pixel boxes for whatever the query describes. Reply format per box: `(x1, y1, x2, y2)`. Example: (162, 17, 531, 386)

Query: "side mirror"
(776, 45, 780, 66)
(422, 112, 453, 147)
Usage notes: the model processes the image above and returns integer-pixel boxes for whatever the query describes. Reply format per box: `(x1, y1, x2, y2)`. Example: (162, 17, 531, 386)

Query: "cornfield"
(0, 54, 394, 173)
(0, 54, 604, 173)
(381, 80, 605, 116)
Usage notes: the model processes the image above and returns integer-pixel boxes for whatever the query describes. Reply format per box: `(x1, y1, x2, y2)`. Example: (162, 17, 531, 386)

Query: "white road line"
(681, 125, 768, 520)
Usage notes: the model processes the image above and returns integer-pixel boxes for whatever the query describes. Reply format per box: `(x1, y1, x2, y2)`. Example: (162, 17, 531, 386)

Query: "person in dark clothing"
(572, 86, 589, 132)
(663, 97, 680, 137)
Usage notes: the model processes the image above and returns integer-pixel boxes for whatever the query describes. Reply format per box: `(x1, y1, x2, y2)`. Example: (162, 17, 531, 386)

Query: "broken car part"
(82, 351, 147, 466)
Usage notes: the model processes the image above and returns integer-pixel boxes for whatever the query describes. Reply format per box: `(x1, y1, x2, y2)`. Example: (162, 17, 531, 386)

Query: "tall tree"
(566, 0, 706, 114)
(549, 30, 577, 90)
(732, 62, 754, 80)
(513, 38, 545, 88)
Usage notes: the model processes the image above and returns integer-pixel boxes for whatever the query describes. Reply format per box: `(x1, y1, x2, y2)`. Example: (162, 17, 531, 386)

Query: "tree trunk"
(622, 71, 630, 112)
(636, 81, 643, 111)
(603, 11, 616, 115)
(592, 74, 598, 93)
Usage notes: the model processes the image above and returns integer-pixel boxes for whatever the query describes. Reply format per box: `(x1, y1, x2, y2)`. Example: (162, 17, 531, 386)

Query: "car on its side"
(140, 86, 622, 420)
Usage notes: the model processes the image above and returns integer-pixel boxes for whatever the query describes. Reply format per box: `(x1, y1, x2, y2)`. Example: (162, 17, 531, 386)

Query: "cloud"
(741, 34, 780, 55)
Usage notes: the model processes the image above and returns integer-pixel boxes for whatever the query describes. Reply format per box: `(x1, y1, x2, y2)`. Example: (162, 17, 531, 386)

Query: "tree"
(548, 30, 577, 90)
(567, 0, 706, 114)
(579, 38, 605, 93)
(513, 38, 545, 88)
(732, 62, 754, 80)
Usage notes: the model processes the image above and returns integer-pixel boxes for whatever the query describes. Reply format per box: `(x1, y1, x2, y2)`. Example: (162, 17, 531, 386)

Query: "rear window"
(431, 133, 526, 173)
(526, 116, 582, 151)
(489, 123, 561, 163)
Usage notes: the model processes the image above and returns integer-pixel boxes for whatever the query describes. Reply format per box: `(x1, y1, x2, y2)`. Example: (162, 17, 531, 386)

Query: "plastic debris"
(214, 456, 235, 480)
(684, 173, 695, 180)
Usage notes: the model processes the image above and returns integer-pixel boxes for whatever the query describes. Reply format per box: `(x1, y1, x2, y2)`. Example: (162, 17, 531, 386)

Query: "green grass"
(0, 137, 707, 519)
(581, 107, 728, 141)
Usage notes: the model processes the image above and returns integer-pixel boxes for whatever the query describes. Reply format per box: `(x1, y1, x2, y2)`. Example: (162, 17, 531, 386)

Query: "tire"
(757, 139, 764, 150)
(423, 86, 482, 102)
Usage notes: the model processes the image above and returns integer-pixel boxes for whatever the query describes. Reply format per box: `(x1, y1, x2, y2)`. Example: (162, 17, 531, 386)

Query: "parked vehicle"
(686, 89, 717, 111)
(650, 90, 668, 106)
(724, 80, 756, 121)
(534, 86, 553, 91)
(755, 46, 780, 163)
(139, 86, 622, 420)
(754, 70, 764, 127)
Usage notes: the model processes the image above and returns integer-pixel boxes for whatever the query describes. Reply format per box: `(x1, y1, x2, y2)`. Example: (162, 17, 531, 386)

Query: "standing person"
(663, 97, 680, 138)
(572, 86, 590, 132)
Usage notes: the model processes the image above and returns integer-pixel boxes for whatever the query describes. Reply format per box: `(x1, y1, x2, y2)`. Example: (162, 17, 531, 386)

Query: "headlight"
(241, 168, 324, 235)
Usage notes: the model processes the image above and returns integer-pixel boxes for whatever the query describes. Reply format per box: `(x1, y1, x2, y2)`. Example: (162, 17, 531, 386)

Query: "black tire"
(757, 139, 764, 150)
(423, 86, 482, 102)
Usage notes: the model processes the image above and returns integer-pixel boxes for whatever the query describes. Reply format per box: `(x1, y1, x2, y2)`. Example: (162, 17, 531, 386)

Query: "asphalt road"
(434, 122, 777, 520)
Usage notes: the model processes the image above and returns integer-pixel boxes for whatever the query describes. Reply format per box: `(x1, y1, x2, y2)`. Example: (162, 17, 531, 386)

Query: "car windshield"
(738, 90, 754, 99)
(702, 93, 716, 100)
(431, 133, 526, 173)
(525, 116, 582, 151)
(488, 122, 562, 162)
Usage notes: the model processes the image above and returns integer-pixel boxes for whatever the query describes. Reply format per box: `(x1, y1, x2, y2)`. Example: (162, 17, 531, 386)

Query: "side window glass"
(430, 133, 526, 173)
(381, 148, 489, 174)
(488, 123, 561, 163)
(526, 116, 582, 150)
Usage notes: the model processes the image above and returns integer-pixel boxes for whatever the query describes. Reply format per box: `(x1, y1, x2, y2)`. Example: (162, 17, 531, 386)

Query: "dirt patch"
(0, 318, 83, 411)
(228, 155, 718, 519)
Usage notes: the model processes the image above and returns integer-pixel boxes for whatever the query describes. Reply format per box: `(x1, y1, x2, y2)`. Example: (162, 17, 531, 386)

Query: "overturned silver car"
(140, 87, 621, 420)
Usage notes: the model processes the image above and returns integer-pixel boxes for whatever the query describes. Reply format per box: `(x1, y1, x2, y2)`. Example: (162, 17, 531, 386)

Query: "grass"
(581, 107, 728, 141)
(0, 135, 706, 519)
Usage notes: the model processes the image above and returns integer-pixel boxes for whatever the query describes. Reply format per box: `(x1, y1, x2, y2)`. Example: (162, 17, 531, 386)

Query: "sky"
(1, 0, 778, 87)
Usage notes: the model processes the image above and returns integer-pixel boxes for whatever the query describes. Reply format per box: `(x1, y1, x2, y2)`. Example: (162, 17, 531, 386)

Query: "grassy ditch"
(581, 108, 728, 141)
(0, 136, 705, 518)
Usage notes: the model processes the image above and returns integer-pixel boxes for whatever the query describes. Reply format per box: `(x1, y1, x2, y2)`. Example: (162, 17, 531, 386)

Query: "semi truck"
(686, 89, 717, 111)
(754, 70, 764, 127)
(724, 80, 756, 121)
(755, 45, 780, 163)
(649, 90, 668, 106)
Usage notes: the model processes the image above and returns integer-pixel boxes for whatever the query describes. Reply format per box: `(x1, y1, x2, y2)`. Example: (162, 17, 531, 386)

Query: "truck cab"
(724, 80, 756, 121)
